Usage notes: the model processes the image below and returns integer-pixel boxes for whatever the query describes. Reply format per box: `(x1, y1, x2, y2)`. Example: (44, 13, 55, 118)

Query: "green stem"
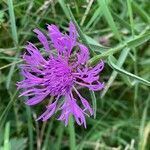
(69, 116, 76, 150)
(26, 106, 33, 150)
(89, 27, 150, 65)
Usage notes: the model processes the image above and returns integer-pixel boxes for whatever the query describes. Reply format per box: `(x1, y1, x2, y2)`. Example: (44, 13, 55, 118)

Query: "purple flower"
(17, 22, 104, 128)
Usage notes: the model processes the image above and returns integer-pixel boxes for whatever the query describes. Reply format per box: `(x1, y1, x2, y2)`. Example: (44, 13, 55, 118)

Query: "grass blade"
(80, 0, 94, 26)
(42, 121, 53, 150)
(55, 123, 64, 150)
(7, 0, 18, 45)
(127, 0, 134, 36)
(111, 11, 138, 34)
(0, 90, 18, 124)
(58, 0, 70, 19)
(139, 94, 150, 149)
(139, 121, 150, 150)
(99, 0, 122, 41)
(85, 6, 102, 29)
(132, 1, 150, 23)
(4, 122, 11, 150)
(6, 0, 19, 89)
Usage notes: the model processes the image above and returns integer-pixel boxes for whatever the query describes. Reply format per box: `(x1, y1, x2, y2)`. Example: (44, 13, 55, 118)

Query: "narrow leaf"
(108, 55, 150, 86)
(100, 0, 122, 41)
(90, 91, 97, 119)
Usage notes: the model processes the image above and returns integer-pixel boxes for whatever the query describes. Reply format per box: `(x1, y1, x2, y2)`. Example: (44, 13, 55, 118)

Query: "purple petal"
(24, 42, 47, 66)
(48, 22, 77, 56)
(61, 35, 74, 55)
(33, 29, 50, 52)
(73, 87, 93, 115)
(19, 64, 45, 75)
(47, 24, 64, 53)
(25, 93, 49, 105)
(67, 22, 77, 54)
(19, 88, 47, 97)
(69, 22, 77, 45)
(37, 100, 57, 121)
(58, 92, 87, 128)
(75, 81, 104, 91)
(77, 43, 89, 65)
(74, 61, 104, 86)
(88, 61, 104, 75)
(75, 73, 99, 84)
(17, 80, 38, 89)
(20, 68, 41, 80)
(88, 82, 104, 91)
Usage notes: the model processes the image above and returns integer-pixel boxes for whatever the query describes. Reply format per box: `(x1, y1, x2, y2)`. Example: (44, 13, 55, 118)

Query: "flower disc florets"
(44, 58, 73, 96)
(17, 22, 105, 128)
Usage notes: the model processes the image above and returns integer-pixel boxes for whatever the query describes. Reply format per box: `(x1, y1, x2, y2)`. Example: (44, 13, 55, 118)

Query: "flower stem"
(69, 115, 76, 150)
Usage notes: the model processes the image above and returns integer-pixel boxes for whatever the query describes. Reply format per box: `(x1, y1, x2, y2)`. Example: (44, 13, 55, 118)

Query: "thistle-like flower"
(17, 22, 104, 128)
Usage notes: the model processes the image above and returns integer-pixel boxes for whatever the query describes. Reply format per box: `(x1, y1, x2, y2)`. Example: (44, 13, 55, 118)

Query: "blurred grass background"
(0, 0, 150, 149)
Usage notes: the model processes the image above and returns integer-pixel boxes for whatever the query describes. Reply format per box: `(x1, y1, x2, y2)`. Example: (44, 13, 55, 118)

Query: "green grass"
(0, 0, 150, 149)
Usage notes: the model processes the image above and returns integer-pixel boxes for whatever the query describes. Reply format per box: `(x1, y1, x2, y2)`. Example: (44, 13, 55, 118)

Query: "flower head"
(17, 22, 104, 128)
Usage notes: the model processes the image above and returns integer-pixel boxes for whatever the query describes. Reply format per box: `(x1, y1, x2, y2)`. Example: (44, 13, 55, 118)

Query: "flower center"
(44, 57, 73, 96)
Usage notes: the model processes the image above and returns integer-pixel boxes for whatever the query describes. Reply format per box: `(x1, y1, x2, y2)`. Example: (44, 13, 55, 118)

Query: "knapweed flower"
(17, 22, 104, 128)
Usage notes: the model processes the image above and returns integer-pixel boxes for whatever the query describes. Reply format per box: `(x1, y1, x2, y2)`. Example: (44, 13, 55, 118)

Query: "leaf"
(10, 138, 27, 150)
(108, 55, 150, 86)
(101, 48, 131, 98)
(127, 28, 150, 48)
(90, 91, 97, 119)
(85, 35, 109, 53)
(89, 27, 150, 65)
